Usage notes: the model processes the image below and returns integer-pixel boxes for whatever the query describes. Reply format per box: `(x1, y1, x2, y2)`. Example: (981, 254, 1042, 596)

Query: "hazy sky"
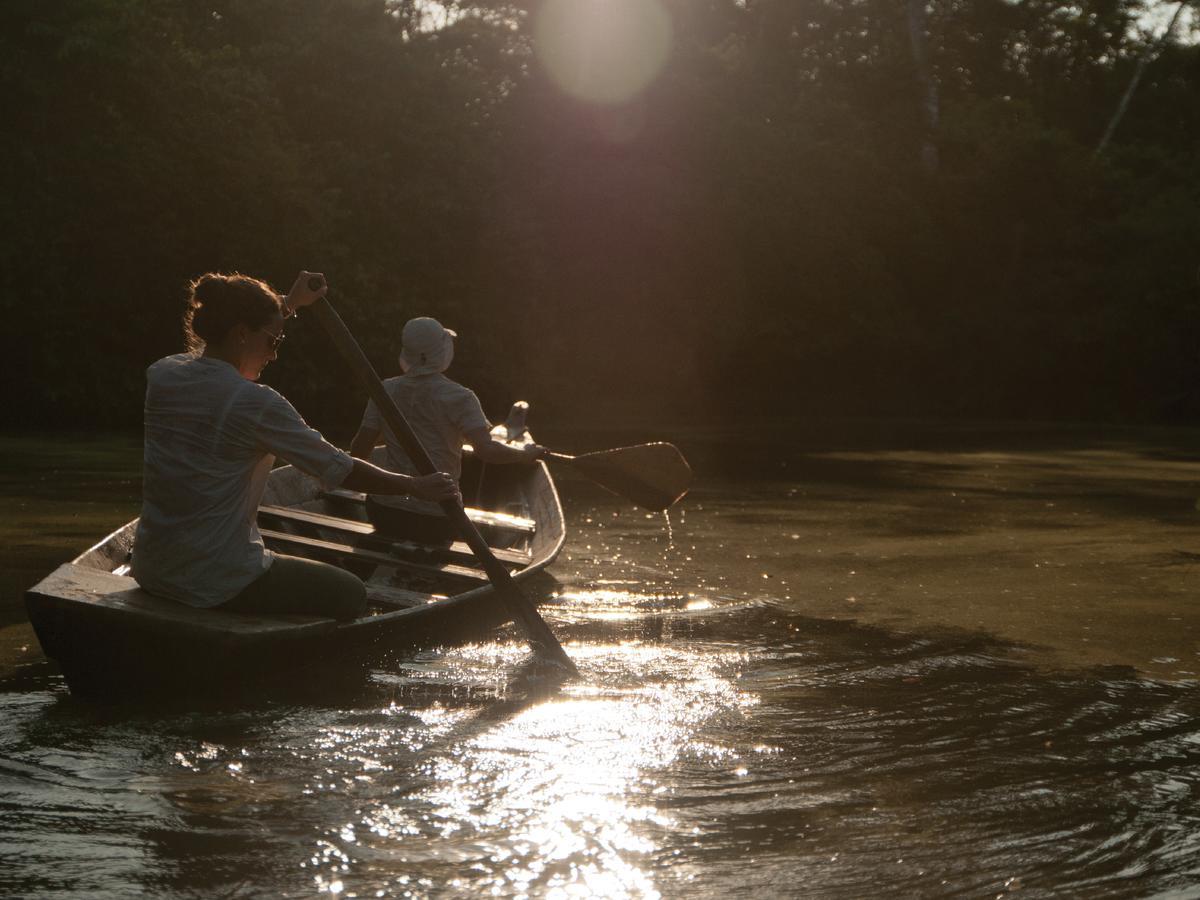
(413, 1, 1198, 44)
(1140, 0, 1197, 37)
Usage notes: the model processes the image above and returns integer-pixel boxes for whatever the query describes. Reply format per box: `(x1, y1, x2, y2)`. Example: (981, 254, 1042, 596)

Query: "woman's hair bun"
(182, 272, 282, 352)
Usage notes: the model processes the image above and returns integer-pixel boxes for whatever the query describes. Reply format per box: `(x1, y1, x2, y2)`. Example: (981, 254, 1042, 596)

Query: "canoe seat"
(257, 505, 531, 568)
(318, 489, 537, 535)
(259, 529, 491, 584)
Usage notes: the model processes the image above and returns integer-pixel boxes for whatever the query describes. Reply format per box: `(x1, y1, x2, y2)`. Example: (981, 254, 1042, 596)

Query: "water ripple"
(4, 572, 1200, 895)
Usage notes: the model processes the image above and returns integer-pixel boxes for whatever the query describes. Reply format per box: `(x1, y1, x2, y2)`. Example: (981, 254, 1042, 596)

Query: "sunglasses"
(259, 327, 286, 351)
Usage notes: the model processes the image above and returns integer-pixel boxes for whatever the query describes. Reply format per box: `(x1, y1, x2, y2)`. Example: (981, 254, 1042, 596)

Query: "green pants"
(222, 553, 366, 621)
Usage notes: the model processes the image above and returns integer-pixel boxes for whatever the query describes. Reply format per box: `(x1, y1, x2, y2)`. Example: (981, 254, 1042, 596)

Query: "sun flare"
(534, 0, 673, 105)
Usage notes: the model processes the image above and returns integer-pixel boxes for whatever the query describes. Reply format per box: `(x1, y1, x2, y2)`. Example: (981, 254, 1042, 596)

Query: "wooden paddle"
(544, 444, 691, 512)
(497, 402, 691, 512)
(308, 289, 579, 676)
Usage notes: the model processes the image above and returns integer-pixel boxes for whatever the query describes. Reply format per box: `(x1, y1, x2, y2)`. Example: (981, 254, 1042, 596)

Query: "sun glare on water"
(298, 628, 751, 897)
(534, 0, 673, 105)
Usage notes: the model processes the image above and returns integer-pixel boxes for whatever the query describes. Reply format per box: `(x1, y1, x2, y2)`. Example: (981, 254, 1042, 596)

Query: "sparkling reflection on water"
(352, 642, 745, 897)
(6, 598, 1200, 898)
(5, 428, 1200, 897)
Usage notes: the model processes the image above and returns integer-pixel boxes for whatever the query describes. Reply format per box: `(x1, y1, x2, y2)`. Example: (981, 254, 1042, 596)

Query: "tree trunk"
(907, 0, 940, 175)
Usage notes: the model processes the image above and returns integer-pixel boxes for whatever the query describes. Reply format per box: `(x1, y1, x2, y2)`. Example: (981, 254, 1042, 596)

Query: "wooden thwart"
(257, 505, 531, 567)
(319, 489, 536, 535)
(259, 528, 490, 584)
(260, 504, 374, 536)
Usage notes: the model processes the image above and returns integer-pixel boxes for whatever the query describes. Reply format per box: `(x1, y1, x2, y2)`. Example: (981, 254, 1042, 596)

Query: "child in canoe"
(349, 316, 544, 545)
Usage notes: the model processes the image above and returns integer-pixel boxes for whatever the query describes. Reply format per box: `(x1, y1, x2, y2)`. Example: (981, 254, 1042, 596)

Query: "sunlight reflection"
(309, 637, 749, 896)
(555, 588, 702, 621)
(534, 0, 672, 105)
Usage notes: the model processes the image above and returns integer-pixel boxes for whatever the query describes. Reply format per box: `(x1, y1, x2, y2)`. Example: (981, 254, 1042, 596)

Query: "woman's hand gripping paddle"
(306, 281, 579, 676)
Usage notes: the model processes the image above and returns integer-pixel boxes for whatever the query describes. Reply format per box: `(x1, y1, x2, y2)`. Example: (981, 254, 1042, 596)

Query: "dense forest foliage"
(2, 0, 1199, 434)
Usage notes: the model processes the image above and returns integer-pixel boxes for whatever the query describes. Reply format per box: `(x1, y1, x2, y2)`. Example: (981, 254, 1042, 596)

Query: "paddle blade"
(564, 443, 692, 511)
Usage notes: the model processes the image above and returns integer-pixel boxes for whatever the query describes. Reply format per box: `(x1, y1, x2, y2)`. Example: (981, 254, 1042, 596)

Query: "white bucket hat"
(399, 316, 456, 375)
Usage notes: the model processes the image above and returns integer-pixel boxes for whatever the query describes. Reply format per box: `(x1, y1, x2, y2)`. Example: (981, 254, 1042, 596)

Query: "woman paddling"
(349, 316, 544, 545)
(131, 271, 459, 620)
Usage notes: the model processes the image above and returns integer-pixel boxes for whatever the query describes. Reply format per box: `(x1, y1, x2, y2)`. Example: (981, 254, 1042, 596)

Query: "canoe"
(24, 403, 565, 699)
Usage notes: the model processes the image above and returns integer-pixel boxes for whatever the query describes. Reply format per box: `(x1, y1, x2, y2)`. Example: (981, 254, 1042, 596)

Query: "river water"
(2, 422, 1200, 898)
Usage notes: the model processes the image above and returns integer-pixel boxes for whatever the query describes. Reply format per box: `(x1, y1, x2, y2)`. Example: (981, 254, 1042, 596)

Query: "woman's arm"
(340, 459, 460, 502)
(349, 425, 382, 461)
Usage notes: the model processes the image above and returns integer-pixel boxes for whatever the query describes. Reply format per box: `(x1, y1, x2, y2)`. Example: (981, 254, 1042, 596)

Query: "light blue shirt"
(360, 372, 489, 516)
(132, 353, 353, 607)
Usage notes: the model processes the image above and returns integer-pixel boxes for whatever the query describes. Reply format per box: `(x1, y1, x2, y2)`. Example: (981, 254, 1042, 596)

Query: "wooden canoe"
(24, 405, 565, 699)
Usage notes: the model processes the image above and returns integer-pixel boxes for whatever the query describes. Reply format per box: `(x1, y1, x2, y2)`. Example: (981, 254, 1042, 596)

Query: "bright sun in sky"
(533, 0, 673, 105)
(412, 0, 673, 103)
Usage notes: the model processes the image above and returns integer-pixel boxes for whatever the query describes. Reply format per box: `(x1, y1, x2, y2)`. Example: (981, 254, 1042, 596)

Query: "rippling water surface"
(3, 424, 1200, 898)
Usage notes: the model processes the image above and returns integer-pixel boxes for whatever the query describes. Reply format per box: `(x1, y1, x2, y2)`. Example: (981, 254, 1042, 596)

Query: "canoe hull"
(26, 565, 557, 700)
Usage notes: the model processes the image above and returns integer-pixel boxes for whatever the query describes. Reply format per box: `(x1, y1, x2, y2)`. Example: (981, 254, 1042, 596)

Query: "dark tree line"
(2, 0, 1199, 435)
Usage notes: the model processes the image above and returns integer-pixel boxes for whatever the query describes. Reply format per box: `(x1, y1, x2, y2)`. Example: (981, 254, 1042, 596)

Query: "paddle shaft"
(309, 295, 578, 674)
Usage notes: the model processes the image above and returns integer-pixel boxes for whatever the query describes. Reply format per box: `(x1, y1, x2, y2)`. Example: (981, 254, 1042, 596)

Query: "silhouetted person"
(133, 272, 459, 620)
(350, 316, 543, 544)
